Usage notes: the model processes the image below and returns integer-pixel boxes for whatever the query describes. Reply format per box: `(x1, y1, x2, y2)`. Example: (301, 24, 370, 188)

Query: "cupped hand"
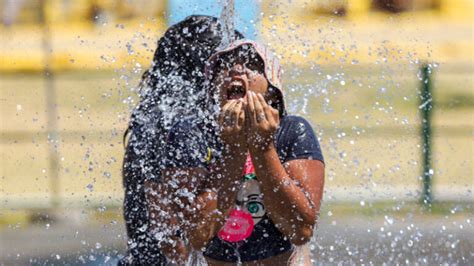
(245, 91, 280, 151)
(218, 99, 247, 152)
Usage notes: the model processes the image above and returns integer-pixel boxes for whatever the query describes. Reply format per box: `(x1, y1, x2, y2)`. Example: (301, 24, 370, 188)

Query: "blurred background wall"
(0, 1, 472, 263)
(0, 0, 472, 71)
(1, 0, 471, 206)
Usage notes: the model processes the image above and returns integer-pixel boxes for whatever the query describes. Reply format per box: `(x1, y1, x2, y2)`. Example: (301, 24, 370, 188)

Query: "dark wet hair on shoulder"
(120, 17, 245, 262)
(268, 85, 286, 117)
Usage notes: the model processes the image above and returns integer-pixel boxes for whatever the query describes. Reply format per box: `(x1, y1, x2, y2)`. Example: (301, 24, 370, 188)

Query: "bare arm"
(251, 150, 325, 245)
(246, 92, 325, 245)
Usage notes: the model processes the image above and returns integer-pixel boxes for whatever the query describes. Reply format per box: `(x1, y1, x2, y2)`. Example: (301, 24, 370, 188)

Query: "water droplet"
(138, 224, 148, 232)
(126, 42, 134, 55)
(103, 171, 111, 178)
(384, 215, 394, 225)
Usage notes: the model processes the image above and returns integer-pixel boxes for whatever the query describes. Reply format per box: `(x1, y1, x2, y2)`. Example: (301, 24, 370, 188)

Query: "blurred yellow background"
(0, 0, 472, 71)
(0, 0, 472, 210)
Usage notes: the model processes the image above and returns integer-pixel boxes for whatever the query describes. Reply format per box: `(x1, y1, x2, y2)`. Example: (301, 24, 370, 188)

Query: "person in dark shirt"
(120, 15, 243, 265)
(146, 40, 325, 264)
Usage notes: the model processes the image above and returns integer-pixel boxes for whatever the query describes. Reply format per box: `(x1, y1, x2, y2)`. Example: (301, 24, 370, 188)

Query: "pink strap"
(242, 153, 255, 175)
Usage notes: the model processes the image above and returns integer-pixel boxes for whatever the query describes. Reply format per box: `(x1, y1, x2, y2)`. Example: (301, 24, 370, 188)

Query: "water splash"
(219, 0, 235, 48)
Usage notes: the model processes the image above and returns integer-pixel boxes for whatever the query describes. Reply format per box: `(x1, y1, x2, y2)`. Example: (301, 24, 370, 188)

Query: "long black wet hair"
(120, 15, 243, 265)
(129, 15, 244, 132)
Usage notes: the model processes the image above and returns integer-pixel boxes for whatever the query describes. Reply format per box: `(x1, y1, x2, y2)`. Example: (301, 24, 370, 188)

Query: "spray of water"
(219, 0, 235, 48)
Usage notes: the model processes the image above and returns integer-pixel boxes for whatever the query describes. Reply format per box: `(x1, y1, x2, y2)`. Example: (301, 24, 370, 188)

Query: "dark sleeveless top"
(164, 115, 324, 262)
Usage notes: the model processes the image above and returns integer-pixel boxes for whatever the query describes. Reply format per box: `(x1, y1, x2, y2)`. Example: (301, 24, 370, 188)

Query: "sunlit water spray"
(218, 0, 235, 48)
(219, 1, 244, 265)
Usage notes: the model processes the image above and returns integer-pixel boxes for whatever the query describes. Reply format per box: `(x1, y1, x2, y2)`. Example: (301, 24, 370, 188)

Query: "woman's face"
(213, 49, 269, 107)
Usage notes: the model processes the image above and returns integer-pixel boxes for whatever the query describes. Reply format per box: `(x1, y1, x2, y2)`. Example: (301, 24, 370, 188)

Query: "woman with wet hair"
(150, 40, 325, 264)
(120, 15, 243, 265)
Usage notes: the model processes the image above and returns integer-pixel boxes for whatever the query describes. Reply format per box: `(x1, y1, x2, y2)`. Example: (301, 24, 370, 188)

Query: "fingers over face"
(219, 100, 237, 127)
(257, 93, 269, 108)
(272, 108, 280, 124)
(222, 99, 235, 111)
(257, 93, 277, 124)
(227, 100, 239, 114)
(257, 93, 269, 121)
(246, 91, 257, 125)
(231, 100, 243, 127)
(238, 100, 246, 124)
(227, 101, 239, 127)
(238, 105, 246, 128)
(253, 93, 265, 123)
(247, 91, 255, 113)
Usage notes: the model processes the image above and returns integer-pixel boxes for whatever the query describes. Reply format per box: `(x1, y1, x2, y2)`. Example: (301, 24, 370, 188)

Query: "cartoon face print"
(218, 209, 254, 242)
(236, 179, 266, 224)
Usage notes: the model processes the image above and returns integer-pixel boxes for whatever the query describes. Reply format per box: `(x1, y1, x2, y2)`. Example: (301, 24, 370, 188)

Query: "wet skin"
(150, 50, 325, 264)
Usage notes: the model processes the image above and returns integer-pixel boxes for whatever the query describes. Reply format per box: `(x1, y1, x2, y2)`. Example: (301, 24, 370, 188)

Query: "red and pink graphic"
(242, 153, 255, 176)
(218, 153, 261, 243)
(218, 208, 254, 242)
